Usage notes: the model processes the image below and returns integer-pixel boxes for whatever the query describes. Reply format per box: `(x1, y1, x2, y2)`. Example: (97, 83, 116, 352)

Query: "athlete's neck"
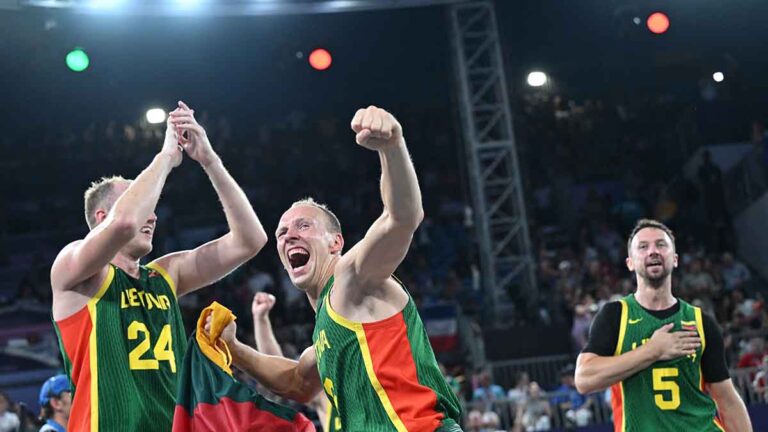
(111, 253, 141, 279)
(305, 255, 339, 311)
(634, 277, 676, 310)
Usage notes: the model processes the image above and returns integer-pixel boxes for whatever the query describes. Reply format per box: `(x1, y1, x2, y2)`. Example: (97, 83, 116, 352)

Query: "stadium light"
(713, 72, 724, 83)
(87, 0, 124, 9)
(146, 108, 167, 124)
(66, 49, 90, 72)
(309, 48, 332, 71)
(647, 12, 670, 34)
(526, 71, 548, 87)
(175, 0, 203, 9)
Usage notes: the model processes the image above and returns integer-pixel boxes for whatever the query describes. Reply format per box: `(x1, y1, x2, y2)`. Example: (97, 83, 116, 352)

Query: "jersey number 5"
(652, 367, 680, 410)
(127, 321, 176, 373)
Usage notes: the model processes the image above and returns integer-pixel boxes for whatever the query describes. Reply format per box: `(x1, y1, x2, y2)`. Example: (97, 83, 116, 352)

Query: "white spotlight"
(146, 108, 167, 124)
(527, 71, 548, 87)
(88, 0, 124, 9)
(175, 0, 202, 8)
(712, 72, 724, 83)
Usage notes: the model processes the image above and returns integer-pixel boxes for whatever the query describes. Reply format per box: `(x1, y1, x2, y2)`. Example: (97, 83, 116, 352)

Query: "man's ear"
(94, 208, 109, 226)
(329, 232, 344, 255)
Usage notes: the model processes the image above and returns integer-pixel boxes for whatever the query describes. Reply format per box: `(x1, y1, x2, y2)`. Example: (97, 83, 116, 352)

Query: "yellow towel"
(195, 301, 236, 376)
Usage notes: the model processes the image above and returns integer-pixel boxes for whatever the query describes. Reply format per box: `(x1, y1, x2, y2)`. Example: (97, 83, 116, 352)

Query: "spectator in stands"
(37, 374, 71, 432)
(466, 409, 502, 432)
(752, 356, 768, 400)
(738, 337, 767, 369)
(506, 371, 531, 406)
(698, 150, 726, 225)
(721, 252, 751, 292)
(514, 381, 551, 432)
(0, 392, 20, 432)
(552, 365, 592, 427)
(472, 370, 505, 403)
(439, 364, 463, 399)
(571, 293, 597, 352)
(680, 258, 718, 304)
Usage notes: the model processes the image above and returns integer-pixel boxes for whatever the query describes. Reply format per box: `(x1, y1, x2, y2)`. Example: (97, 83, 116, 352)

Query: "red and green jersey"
(610, 295, 724, 432)
(312, 276, 462, 431)
(53, 263, 187, 431)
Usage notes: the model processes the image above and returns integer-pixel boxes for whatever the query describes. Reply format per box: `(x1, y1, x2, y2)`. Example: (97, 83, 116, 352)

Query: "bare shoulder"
(51, 240, 112, 319)
(50, 240, 84, 291)
(330, 269, 408, 322)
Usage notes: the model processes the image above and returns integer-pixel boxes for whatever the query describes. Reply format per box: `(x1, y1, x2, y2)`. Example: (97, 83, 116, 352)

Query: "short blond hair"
(290, 197, 341, 234)
(84, 176, 131, 229)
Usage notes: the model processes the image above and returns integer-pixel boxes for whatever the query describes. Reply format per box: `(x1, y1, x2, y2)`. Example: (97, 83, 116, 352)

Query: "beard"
(637, 264, 672, 288)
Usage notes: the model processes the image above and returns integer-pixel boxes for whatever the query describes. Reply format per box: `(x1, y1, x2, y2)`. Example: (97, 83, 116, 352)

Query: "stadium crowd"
(1, 87, 766, 431)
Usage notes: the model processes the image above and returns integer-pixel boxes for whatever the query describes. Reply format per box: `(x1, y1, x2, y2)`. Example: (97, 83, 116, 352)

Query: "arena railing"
(491, 354, 574, 390)
(465, 367, 764, 430)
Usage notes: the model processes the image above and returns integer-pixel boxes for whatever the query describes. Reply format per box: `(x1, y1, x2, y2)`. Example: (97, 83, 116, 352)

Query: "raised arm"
(152, 102, 268, 296)
(337, 106, 423, 289)
(252, 293, 283, 356)
(210, 316, 320, 404)
(575, 323, 700, 394)
(51, 121, 182, 292)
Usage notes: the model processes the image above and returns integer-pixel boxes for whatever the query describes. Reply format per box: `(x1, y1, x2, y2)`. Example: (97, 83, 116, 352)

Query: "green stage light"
(66, 49, 90, 72)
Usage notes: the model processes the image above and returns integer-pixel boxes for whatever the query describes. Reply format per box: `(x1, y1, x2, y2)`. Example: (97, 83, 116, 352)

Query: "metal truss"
(449, 0, 536, 325)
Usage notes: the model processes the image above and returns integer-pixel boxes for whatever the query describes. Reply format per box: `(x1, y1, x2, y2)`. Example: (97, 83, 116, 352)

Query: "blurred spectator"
(440, 364, 463, 399)
(514, 382, 551, 432)
(721, 252, 751, 292)
(752, 356, 768, 400)
(571, 293, 596, 352)
(680, 259, 718, 304)
(697, 150, 726, 223)
(466, 409, 502, 432)
(472, 371, 505, 403)
(38, 374, 71, 432)
(506, 371, 531, 406)
(738, 337, 767, 369)
(552, 365, 592, 427)
(0, 392, 20, 432)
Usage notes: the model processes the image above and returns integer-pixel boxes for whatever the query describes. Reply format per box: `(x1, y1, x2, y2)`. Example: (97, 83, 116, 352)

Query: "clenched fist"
(350, 105, 403, 151)
(252, 292, 276, 320)
(204, 312, 236, 345)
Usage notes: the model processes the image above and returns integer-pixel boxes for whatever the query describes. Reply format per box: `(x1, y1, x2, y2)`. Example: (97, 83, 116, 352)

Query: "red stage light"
(309, 48, 332, 71)
(647, 12, 670, 34)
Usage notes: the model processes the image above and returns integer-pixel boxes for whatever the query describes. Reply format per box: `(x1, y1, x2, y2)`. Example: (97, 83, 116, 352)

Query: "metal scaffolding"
(449, 0, 536, 325)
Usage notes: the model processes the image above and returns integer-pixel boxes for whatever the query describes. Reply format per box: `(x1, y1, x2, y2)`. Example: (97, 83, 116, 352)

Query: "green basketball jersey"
(54, 263, 187, 431)
(610, 294, 724, 432)
(312, 277, 462, 432)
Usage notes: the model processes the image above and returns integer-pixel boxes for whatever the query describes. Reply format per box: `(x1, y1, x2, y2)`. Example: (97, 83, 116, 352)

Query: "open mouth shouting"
(140, 226, 153, 238)
(287, 246, 311, 276)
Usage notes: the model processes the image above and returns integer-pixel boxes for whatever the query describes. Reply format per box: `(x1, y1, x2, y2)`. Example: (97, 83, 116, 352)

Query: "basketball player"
(209, 106, 462, 431)
(250, 292, 334, 431)
(50, 101, 268, 431)
(575, 219, 751, 431)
